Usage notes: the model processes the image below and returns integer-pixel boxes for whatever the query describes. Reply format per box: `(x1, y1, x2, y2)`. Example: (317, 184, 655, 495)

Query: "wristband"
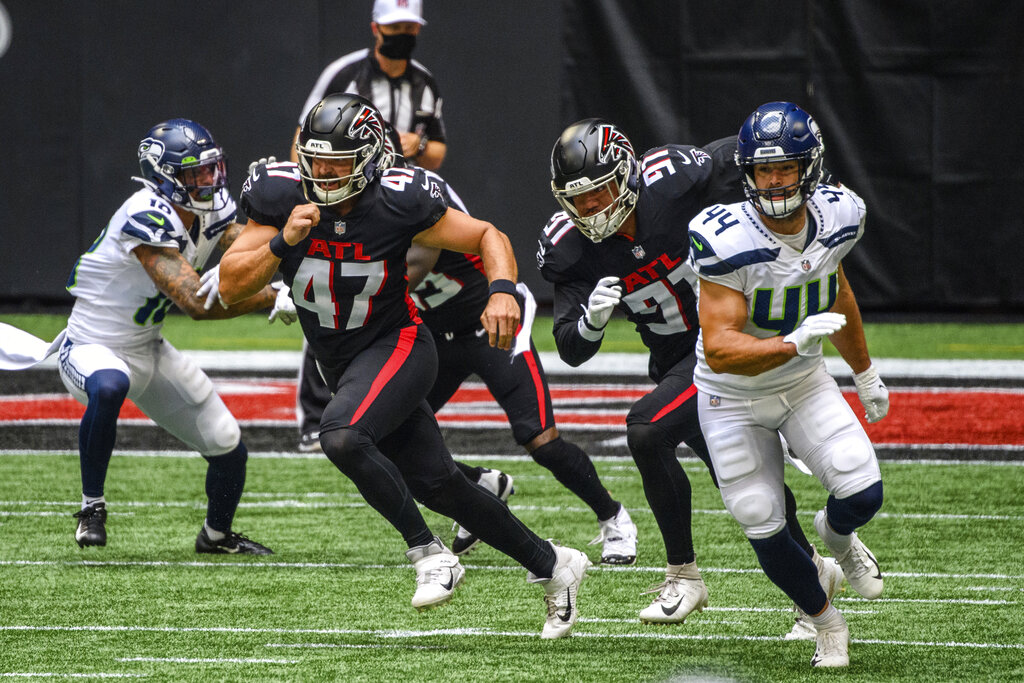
(416, 134, 429, 157)
(487, 278, 517, 298)
(268, 232, 289, 258)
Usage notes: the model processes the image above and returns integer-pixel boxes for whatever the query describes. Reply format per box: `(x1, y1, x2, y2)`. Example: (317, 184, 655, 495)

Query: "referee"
(289, 0, 446, 170)
(291, 0, 448, 451)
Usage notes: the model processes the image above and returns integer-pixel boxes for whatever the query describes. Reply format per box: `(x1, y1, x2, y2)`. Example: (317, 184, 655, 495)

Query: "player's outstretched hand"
(783, 312, 847, 357)
(284, 204, 320, 246)
(196, 264, 228, 310)
(247, 156, 277, 176)
(853, 363, 889, 423)
(584, 276, 622, 331)
(268, 282, 297, 325)
(481, 292, 521, 351)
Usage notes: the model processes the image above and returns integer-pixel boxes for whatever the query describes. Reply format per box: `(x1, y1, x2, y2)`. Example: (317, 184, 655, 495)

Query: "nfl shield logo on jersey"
(632, 245, 646, 259)
(801, 259, 811, 271)
(709, 395, 721, 407)
(334, 220, 346, 235)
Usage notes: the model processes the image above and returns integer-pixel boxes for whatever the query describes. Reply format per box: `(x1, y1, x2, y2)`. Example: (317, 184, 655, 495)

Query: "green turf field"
(1, 453, 1021, 681)
(3, 312, 1024, 359)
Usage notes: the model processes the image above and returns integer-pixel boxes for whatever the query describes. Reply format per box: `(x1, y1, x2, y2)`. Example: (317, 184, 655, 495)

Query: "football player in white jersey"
(60, 118, 296, 553)
(689, 102, 890, 668)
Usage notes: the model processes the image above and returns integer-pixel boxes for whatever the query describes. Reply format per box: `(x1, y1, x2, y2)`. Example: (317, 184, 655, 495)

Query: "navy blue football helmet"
(137, 119, 228, 213)
(735, 102, 824, 218)
(550, 118, 638, 242)
(296, 93, 386, 205)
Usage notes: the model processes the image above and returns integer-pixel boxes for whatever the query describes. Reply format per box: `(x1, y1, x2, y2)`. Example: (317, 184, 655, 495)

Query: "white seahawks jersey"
(65, 185, 236, 347)
(689, 185, 866, 398)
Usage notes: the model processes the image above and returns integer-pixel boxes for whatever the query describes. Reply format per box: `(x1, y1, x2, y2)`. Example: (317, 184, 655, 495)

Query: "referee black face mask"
(379, 32, 417, 59)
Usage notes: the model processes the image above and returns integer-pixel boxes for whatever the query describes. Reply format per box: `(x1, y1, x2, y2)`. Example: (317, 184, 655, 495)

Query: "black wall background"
(1, 1, 1021, 313)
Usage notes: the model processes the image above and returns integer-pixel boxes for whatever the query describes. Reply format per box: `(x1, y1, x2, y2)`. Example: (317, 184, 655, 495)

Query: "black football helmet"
(735, 101, 824, 218)
(296, 93, 387, 205)
(550, 118, 638, 242)
(136, 119, 228, 213)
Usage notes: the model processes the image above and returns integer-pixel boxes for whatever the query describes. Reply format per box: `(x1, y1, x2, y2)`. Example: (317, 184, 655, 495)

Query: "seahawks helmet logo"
(138, 138, 166, 164)
(349, 105, 385, 144)
(597, 124, 635, 164)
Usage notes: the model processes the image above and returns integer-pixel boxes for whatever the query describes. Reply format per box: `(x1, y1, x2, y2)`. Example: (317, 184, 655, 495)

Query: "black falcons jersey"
(537, 142, 744, 380)
(241, 161, 448, 377)
(410, 249, 489, 334)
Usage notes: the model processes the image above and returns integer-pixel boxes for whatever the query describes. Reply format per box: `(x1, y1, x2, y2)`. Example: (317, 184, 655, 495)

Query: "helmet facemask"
(296, 142, 377, 206)
(552, 158, 637, 243)
(738, 148, 823, 219)
(174, 151, 229, 213)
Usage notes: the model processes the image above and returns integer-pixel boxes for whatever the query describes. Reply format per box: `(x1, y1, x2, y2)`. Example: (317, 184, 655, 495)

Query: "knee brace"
(826, 480, 883, 534)
(726, 483, 786, 538)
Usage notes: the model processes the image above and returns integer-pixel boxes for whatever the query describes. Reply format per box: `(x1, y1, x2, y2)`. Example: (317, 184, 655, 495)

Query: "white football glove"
(268, 282, 297, 325)
(196, 265, 228, 310)
(582, 276, 622, 331)
(248, 156, 277, 175)
(853, 363, 889, 423)
(783, 312, 847, 357)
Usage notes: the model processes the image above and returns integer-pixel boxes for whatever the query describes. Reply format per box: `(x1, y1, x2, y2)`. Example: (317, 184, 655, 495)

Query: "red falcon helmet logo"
(597, 124, 635, 164)
(348, 105, 385, 144)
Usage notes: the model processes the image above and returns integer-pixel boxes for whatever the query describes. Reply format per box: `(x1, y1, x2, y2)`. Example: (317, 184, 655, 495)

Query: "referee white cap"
(373, 0, 426, 25)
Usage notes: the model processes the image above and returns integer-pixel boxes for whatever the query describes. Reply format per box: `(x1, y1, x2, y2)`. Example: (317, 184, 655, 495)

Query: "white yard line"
(118, 657, 295, 665)
(1, 558, 1021, 583)
(1, 624, 1020, 650)
(4, 450, 1024, 464)
(3, 497, 1023, 523)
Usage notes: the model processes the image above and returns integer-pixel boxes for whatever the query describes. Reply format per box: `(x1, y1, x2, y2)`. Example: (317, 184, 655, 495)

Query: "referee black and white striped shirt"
(297, 47, 446, 152)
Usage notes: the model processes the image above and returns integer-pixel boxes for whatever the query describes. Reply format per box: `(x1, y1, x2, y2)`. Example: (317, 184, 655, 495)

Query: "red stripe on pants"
(651, 384, 698, 423)
(522, 350, 548, 431)
(351, 326, 420, 424)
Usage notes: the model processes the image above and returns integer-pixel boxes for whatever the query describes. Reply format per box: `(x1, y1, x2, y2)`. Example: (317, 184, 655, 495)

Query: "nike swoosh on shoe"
(661, 596, 684, 616)
(441, 569, 454, 591)
(556, 590, 573, 622)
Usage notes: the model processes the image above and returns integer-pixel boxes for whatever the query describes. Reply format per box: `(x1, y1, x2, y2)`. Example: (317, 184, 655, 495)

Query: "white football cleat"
(406, 537, 464, 611)
(811, 614, 851, 668)
(638, 561, 709, 624)
(590, 504, 638, 565)
(815, 509, 883, 599)
(785, 545, 845, 641)
(528, 543, 591, 639)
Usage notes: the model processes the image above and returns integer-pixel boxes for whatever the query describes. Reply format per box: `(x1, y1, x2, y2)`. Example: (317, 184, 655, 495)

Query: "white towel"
(511, 282, 537, 360)
(0, 322, 67, 370)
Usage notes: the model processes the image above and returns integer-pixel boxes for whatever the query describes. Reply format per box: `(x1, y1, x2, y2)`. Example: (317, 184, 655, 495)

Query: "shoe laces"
(841, 539, 876, 580)
(589, 512, 634, 547)
(641, 575, 688, 600)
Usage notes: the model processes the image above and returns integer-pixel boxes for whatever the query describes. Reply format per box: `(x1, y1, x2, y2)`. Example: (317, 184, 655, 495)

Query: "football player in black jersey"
(538, 119, 838, 631)
(218, 94, 588, 639)
(406, 178, 637, 566)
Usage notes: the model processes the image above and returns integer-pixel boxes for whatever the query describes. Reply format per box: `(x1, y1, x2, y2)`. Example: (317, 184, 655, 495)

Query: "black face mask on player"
(379, 32, 417, 60)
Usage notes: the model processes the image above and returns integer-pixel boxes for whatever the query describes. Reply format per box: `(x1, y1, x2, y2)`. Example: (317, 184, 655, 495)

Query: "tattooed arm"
(216, 221, 246, 252)
(133, 244, 277, 320)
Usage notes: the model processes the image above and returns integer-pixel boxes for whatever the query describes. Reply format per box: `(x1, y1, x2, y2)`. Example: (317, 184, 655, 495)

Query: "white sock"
(82, 495, 105, 509)
(818, 511, 853, 555)
(203, 522, 226, 542)
(808, 603, 846, 631)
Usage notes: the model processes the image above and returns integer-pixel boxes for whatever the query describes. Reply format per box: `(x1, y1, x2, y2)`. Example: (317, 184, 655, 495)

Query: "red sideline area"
(1, 379, 1022, 446)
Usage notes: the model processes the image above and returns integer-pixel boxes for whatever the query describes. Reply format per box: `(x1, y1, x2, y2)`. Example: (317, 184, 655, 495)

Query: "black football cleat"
(73, 503, 107, 548)
(195, 527, 273, 555)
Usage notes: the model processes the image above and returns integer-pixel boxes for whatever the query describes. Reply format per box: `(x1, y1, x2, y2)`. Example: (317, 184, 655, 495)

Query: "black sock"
(531, 438, 619, 520)
(201, 443, 248, 532)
